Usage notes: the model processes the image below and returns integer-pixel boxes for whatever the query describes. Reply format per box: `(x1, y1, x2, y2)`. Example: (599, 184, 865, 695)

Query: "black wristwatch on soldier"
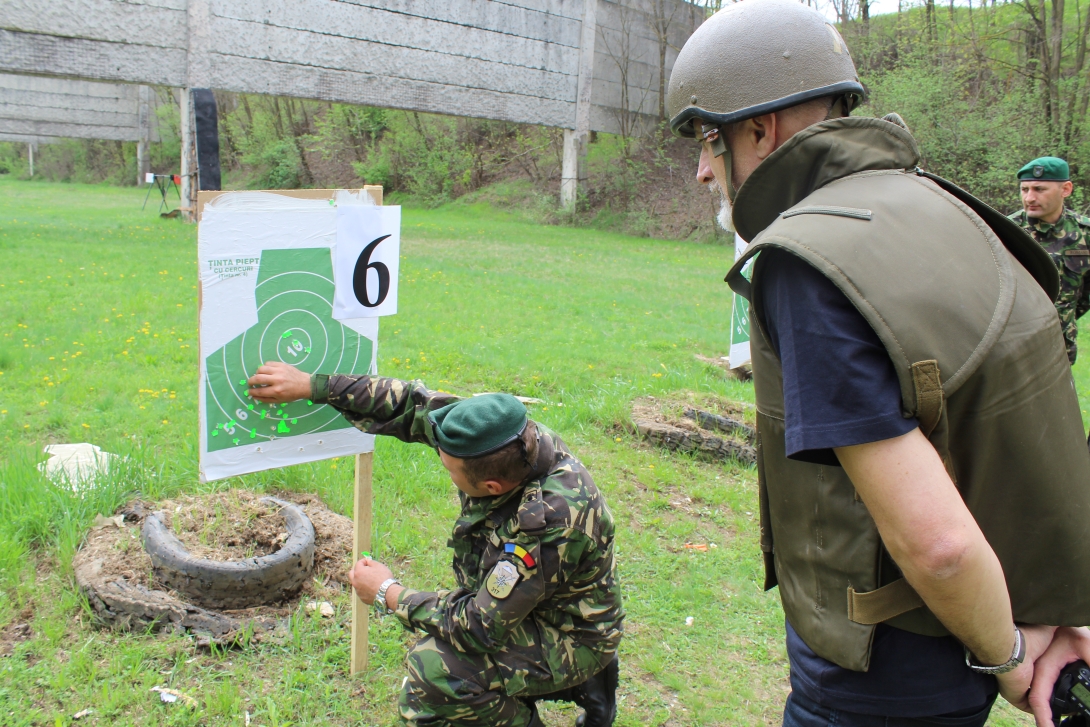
(965, 627, 1026, 675)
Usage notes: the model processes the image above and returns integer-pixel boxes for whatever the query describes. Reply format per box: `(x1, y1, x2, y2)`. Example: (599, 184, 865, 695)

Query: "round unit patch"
(485, 560, 521, 600)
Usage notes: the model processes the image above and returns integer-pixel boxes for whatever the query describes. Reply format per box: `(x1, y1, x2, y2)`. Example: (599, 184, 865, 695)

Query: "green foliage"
(846, 0, 1090, 215)
(859, 54, 1053, 213)
(253, 139, 301, 190)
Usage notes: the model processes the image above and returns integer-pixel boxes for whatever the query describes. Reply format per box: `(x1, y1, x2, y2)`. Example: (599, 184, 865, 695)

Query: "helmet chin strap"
(702, 124, 738, 203)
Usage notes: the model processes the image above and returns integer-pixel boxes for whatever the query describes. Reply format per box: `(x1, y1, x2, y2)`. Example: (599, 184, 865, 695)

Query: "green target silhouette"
(204, 248, 372, 452)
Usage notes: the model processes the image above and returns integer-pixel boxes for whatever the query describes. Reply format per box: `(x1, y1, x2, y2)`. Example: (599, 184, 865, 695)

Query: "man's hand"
(347, 557, 394, 606)
(247, 361, 311, 404)
(993, 625, 1057, 716)
(1027, 627, 1090, 726)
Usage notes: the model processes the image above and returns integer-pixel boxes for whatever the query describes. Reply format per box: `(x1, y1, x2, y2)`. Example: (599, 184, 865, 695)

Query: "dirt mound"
(630, 393, 756, 465)
(74, 490, 353, 644)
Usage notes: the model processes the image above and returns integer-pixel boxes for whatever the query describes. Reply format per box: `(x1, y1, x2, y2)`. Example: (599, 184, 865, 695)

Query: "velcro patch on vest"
(485, 560, 521, 599)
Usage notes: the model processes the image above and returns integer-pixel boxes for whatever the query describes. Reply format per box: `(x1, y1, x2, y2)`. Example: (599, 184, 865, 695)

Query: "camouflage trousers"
(1055, 271, 1089, 364)
(398, 634, 615, 726)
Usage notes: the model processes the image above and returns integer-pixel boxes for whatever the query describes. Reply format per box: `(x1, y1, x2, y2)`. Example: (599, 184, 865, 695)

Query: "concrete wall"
(0, 73, 160, 142)
(0, 0, 700, 134)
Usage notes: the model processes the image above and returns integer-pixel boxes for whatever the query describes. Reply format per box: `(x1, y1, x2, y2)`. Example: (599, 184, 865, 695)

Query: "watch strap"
(375, 577, 401, 615)
(965, 627, 1025, 675)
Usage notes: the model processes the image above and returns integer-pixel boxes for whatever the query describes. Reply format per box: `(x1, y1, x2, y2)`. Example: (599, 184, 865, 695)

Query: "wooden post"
(351, 451, 374, 675)
(350, 183, 382, 675)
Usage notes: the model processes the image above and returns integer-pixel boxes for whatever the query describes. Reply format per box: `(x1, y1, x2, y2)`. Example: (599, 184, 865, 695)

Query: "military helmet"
(667, 0, 865, 138)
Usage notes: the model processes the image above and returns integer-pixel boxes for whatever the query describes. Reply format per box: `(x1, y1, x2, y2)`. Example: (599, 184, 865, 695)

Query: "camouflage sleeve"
(392, 530, 600, 655)
(310, 374, 460, 446)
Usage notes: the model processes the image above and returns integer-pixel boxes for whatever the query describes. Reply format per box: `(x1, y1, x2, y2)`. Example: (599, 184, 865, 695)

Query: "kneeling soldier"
(247, 362, 624, 727)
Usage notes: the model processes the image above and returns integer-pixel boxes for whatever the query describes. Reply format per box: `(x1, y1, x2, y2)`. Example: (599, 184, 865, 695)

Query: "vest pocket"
(1062, 248, 1090, 275)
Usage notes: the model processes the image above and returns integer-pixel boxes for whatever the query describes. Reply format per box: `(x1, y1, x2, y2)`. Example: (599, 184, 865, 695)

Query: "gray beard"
(710, 179, 733, 232)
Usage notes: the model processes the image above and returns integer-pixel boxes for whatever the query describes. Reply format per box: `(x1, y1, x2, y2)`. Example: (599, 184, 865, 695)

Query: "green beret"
(429, 394, 528, 458)
(1017, 156, 1070, 181)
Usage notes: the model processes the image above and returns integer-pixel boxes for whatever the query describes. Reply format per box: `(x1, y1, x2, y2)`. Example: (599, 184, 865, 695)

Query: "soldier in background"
(247, 361, 623, 727)
(1009, 156, 1090, 364)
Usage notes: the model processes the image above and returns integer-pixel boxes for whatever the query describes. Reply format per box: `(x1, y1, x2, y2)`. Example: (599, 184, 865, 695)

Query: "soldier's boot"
(570, 655, 618, 727)
(525, 655, 619, 727)
(526, 702, 546, 727)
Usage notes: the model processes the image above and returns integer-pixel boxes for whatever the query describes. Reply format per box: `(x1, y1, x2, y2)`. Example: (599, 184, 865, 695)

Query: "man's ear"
(752, 113, 779, 161)
(481, 479, 508, 496)
(1062, 181, 1074, 198)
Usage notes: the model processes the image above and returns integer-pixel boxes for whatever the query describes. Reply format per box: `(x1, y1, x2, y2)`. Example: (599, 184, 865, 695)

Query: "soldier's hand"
(247, 361, 311, 404)
(347, 557, 394, 606)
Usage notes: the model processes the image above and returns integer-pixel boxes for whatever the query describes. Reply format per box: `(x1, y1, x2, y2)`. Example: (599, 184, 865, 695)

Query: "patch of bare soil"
(694, 353, 753, 381)
(629, 393, 756, 465)
(73, 490, 353, 643)
(0, 606, 34, 657)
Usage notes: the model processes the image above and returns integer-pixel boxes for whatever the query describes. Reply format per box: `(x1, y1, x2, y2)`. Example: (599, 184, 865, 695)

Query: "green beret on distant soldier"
(248, 363, 624, 727)
(1009, 156, 1090, 364)
(1017, 156, 1070, 182)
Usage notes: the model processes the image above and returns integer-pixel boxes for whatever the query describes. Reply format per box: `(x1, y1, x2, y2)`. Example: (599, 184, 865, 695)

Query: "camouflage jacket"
(1009, 207, 1090, 282)
(314, 374, 625, 666)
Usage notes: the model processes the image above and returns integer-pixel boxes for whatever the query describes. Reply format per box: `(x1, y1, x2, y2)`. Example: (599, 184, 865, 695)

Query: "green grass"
(0, 177, 1051, 726)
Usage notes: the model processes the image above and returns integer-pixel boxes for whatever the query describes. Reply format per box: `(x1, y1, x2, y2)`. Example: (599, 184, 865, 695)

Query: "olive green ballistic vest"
(725, 117, 1090, 672)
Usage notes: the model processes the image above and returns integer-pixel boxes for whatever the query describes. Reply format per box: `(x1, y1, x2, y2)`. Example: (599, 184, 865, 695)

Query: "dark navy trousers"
(782, 691, 996, 727)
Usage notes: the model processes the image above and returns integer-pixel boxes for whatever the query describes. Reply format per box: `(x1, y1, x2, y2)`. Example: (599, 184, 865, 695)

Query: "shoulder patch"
(504, 542, 537, 568)
(517, 485, 547, 534)
(485, 560, 520, 599)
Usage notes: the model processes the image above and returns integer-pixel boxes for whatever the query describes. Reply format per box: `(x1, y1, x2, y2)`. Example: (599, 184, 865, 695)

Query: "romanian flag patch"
(504, 543, 536, 569)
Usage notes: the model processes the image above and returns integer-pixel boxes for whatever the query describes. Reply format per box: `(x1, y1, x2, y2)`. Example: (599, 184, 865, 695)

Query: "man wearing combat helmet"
(247, 361, 623, 727)
(667, 2, 1090, 725)
(1008, 156, 1090, 363)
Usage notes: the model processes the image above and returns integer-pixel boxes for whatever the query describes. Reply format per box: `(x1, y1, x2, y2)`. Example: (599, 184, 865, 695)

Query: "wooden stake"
(351, 451, 374, 675)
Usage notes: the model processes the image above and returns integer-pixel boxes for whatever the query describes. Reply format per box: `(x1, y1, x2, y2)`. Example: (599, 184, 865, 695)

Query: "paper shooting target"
(204, 248, 373, 452)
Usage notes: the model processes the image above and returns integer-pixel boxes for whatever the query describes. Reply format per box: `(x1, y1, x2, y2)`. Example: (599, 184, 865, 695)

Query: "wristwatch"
(375, 578, 401, 615)
(965, 627, 1026, 675)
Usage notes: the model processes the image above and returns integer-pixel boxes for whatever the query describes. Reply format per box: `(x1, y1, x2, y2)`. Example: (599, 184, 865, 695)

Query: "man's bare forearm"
(835, 428, 1016, 666)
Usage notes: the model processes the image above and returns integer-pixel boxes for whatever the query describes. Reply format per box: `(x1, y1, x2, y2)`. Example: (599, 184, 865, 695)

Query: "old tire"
(142, 496, 315, 609)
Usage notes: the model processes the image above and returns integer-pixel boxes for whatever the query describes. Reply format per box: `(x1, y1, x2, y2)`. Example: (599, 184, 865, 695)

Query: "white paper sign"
(729, 236, 752, 370)
(333, 205, 401, 319)
(197, 192, 380, 483)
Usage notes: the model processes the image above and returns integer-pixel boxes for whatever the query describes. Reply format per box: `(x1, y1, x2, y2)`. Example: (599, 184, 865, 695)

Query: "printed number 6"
(353, 235, 391, 308)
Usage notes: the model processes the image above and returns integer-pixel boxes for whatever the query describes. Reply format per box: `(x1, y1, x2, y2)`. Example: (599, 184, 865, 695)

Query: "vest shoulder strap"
(911, 360, 943, 437)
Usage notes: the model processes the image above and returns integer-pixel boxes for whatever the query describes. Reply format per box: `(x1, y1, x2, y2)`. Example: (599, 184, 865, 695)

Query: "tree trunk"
(1051, 0, 1066, 133)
